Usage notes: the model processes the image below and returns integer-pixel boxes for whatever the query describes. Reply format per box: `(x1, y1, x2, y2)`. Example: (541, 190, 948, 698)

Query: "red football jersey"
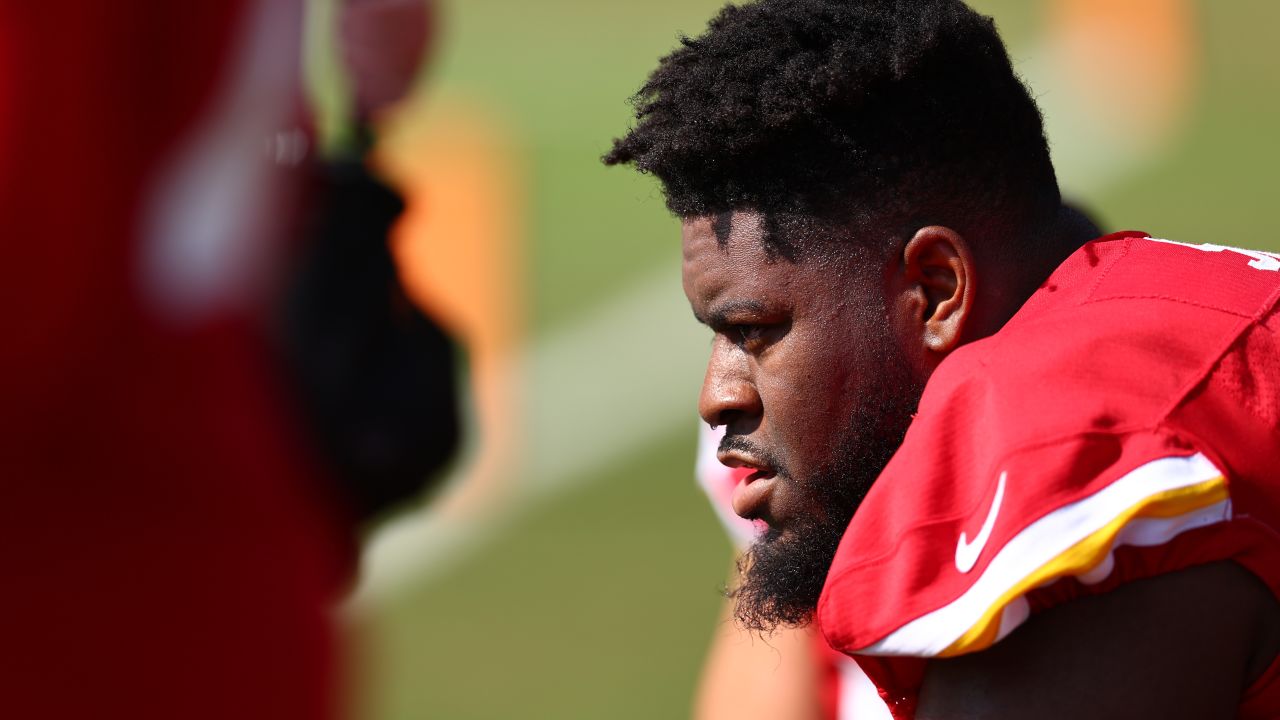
(817, 231, 1280, 718)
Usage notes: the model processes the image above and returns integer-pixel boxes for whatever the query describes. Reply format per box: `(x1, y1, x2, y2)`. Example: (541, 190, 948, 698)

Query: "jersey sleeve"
(818, 425, 1234, 659)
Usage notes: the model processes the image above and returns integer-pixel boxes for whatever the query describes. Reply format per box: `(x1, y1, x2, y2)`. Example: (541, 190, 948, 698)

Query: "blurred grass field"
(343, 1, 1280, 718)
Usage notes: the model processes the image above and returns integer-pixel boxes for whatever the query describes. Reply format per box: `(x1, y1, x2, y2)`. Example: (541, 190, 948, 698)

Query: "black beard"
(728, 361, 922, 633)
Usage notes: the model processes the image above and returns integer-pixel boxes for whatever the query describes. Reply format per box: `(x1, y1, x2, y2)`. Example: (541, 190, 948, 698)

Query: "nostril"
(710, 408, 742, 431)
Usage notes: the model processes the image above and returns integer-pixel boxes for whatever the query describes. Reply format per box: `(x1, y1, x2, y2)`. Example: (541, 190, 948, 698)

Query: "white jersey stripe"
(861, 452, 1228, 657)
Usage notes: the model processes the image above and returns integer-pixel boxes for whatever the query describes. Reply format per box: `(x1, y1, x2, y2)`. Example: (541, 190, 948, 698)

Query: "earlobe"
(899, 225, 973, 359)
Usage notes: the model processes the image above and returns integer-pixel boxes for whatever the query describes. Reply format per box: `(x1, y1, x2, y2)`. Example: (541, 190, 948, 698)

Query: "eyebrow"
(694, 299, 767, 328)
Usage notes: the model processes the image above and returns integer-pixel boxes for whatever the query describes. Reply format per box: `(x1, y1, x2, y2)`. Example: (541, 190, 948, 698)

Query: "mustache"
(717, 435, 788, 476)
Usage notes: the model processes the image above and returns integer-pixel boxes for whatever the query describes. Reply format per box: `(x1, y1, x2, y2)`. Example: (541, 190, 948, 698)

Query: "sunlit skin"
(682, 212, 893, 532)
(682, 211, 984, 534)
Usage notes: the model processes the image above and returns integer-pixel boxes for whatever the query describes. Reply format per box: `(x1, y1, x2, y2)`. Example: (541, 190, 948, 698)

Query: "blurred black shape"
(283, 147, 461, 522)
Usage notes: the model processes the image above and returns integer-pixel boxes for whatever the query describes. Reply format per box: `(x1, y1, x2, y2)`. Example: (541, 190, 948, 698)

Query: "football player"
(606, 1, 1280, 717)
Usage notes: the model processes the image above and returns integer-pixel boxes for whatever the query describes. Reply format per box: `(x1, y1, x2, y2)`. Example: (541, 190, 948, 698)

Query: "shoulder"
(817, 231, 1280, 714)
(818, 423, 1232, 656)
(818, 232, 1280, 660)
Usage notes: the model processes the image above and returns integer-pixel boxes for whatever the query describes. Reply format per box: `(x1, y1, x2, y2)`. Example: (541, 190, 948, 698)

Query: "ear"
(890, 225, 975, 369)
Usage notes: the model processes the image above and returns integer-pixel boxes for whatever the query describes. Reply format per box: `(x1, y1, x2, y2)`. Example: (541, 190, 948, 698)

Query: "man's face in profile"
(682, 211, 922, 630)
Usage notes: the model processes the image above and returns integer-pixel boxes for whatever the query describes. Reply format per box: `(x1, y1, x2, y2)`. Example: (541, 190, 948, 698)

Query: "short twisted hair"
(605, 0, 1060, 260)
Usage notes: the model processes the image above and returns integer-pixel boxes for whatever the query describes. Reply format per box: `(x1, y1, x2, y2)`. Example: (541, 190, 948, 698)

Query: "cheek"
(758, 337, 865, 459)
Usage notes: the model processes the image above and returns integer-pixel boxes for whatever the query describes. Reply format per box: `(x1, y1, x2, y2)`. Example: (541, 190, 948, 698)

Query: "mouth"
(731, 469, 778, 520)
(718, 451, 779, 520)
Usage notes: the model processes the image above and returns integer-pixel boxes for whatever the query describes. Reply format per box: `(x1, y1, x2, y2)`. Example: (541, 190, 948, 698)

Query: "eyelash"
(707, 317, 785, 351)
(729, 324, 766, 348)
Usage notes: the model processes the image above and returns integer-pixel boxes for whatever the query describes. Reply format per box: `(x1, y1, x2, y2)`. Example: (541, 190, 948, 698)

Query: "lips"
(718, 451, 779, 520)
(730, 468, 777, 519)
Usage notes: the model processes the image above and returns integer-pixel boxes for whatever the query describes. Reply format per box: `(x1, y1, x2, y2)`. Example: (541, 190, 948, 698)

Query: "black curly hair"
(604, 0, 1061, 261)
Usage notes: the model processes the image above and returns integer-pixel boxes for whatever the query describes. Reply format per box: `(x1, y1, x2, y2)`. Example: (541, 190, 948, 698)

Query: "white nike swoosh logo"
(955, 472, 1007, 574)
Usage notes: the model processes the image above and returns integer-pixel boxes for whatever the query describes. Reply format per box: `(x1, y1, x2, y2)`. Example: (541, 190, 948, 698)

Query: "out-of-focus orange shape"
(374, 97, 524, 516)
(1048, 0, 1197, 148)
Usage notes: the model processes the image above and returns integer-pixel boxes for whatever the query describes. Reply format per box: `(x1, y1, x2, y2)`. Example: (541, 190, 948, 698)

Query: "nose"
(698, 337, 762, 430)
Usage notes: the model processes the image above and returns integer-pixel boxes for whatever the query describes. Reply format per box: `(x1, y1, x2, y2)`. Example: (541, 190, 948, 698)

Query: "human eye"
(706, 302, 789, 352)
(733, 324, 763, 344)
(728, 323, 772, 351)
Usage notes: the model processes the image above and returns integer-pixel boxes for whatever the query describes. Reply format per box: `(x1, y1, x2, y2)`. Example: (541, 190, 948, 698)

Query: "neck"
(968, 204, 1101, 342)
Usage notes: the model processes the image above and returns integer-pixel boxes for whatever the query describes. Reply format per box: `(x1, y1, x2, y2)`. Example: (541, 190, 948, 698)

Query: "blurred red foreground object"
(0, 3, 348, 718)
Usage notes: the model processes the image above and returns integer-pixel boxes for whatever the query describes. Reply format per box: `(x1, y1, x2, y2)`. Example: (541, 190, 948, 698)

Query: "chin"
(730, 514, 845, 632)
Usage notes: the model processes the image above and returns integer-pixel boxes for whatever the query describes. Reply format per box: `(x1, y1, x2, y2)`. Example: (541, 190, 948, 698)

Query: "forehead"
(686, 211, 762, 303)
(683, 211, 768, 272)
(682, 212, 811, 312)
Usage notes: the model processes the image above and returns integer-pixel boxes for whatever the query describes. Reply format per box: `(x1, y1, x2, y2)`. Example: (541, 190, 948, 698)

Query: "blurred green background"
(326, 1, 1280, 718)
